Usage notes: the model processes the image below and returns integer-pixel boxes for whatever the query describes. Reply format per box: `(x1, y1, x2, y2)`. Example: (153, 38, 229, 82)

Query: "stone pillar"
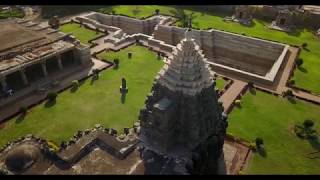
(0, 75, 7, 91)
(41, 61, 48, 77)
(19, 69, 29, 85)
(57, 55, 64, 70)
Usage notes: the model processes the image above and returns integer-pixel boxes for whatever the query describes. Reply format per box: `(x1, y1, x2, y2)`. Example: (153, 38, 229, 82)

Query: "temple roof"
(155, 29, 215, 96)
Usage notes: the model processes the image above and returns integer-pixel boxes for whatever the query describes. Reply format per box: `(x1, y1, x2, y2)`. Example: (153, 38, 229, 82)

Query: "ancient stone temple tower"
(138, 29, 228, 175)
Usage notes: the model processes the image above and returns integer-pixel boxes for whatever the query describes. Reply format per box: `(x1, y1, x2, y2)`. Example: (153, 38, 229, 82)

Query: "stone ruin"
(48, 15, 60, 29)
(317, 28, 320, 37)
(270, 9, 294, 32)
(138, 29, 228, 174)
(231, 5, 253, 25)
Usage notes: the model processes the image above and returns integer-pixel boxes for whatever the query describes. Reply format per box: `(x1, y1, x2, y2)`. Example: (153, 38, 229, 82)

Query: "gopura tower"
(139, 29, 228, 174)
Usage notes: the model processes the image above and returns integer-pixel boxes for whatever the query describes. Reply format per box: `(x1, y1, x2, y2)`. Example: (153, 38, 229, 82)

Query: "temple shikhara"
(139, 29, 227, 174)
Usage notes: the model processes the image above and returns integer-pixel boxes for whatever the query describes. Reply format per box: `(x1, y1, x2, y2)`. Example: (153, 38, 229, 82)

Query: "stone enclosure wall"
(75, 12, 289, 85)
(76, 12, 161, 35)
(153, 25, 288, 84)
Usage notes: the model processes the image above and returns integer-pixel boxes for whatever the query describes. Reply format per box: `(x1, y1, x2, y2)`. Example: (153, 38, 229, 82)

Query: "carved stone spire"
(155, 29, 215, 96)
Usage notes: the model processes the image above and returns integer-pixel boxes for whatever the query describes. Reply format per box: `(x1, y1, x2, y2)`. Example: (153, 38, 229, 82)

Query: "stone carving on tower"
(138, 28, 228, 174)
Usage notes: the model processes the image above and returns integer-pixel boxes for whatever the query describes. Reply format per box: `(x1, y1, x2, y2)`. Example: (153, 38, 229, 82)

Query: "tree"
(169, 8, 196, 28)
(295, 58, 303, 67)
(19, 106, 28, 115)
(284, 89, 293, 97)
(71, 80, 79, 89)
(301, 43, 308, 48)
(255, 138, 264, 147)
(47, 92, 57, 102)
(248, 81, 254, 88)
(155, 9, 160, 15)
(303, 119, 314, 129)
(114, 58, 119, 68)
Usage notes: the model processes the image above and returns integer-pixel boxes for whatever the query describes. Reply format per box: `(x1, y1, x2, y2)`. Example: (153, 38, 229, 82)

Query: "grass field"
(59, 22, 103, 45)
(0, 8, 23, 19)
(0, 45, 164, 147)
(215, 77, 227, 91)
(228, 90, 320, 174)
(99, 5, 320, 94)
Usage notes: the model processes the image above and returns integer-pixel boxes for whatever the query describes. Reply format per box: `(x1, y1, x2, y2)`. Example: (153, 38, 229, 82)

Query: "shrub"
(19, 106, 28, 114)
(47, 141, 59, 152)
(288, 79, 295, 85)
(255, 138, 264, 146)
(71, 80, 79, 88)
(113, 58, 119, 69)
(284, 89, 293, 97)
(295, 58, 304, 67)
(301, 43, 308, 48)
(155, 9, 160, 15)
(112, 10, 115, 15)
(47, 92, 57, 102)
(234, 99, 241, 106)
(303, 119, 314, 129)
(248, 81, 254, 88)
(249, 142, 257, 150)
(128, 52, 132, 59)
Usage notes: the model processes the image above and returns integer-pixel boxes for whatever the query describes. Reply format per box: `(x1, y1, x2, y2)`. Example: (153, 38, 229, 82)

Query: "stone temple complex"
(139, 29, 228, 174)
(0, 19, 91, 109)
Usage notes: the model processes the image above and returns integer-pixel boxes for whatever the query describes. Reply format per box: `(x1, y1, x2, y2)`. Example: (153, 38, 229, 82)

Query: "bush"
(113, 58, 120, 68)
(47, 92, 57, 102)
(128, 52, 132, 59)
(71, 80, 79, 88)
(302, 43, 308, 48)
(295, 58, 304, 67)
(303, 119, 314, 129)
(47, 141, 59, 152)
(234, 99, 241, 106)
(19, 106, 28, 114)
(248, 81, 254, 88)
(255, 138, 264, 146)
(288, 79, 295, 85)
(284, 89, 293, 97)
(155, 9, 160, 15)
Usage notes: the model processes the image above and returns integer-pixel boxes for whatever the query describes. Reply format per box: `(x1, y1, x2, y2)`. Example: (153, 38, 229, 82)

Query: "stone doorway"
(280, 18, 286, 26)
(6, 71, 25, 92)
(46, 57, 60, 75)
(25, 63, 44, 83)
(239, 12, 243, 19)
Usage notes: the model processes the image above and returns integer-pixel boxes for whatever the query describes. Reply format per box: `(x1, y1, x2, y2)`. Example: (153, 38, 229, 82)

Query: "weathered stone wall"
(82, 12, 160, 35)
(153, 25, 285, 76)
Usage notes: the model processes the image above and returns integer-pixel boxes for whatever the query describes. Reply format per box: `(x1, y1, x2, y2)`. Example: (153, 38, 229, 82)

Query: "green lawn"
(228, 90, 320, 174)
(99, 5, 320, 94)
(59, 22, 103, 45)
(98, 5, 176, 19)
(0, 8, 23, 19)
(215, 77, 227, 91)
(0, 45, 164, 147)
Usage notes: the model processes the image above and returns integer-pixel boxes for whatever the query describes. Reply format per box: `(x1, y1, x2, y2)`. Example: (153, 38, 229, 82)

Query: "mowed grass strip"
(228, 90, 320, 174)
(0, 45, 164, 147)
(59, 22, 103, 45)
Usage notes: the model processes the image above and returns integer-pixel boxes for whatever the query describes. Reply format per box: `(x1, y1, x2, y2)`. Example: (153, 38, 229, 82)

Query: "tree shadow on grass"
(308, 137, 320, 151)
(90, 76, 99, 85)
(287, 97, 297, 104)
(15, 114, 26, 124)
(249, 88, 256, 95)
(45, 100, 56, 108)
(70, 86, 78, 93)
(257, 147, 268, 158)
(285, 27, 303, 38)
(298, 66, 308, 73)
(121, 92, 126, 104)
